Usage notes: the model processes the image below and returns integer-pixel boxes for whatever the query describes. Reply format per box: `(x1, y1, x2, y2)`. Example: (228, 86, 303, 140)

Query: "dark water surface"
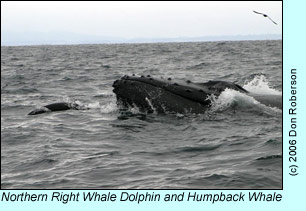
(1, 40, 282, 189)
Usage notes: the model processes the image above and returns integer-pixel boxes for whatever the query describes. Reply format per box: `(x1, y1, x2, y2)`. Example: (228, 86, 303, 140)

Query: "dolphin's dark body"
(28, 102, 81, 115)
(113, 75, 251, 114)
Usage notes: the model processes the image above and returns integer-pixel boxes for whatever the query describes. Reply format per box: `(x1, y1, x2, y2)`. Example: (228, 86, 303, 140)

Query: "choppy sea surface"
(1, 40, 282, 189)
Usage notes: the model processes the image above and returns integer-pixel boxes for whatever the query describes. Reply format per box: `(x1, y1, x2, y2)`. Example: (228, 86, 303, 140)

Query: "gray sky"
(1, 1, 282, 45)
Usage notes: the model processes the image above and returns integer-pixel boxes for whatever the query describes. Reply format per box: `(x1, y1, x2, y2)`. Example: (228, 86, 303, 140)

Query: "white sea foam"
(99, 102, 118, 113)
(243, 75, 281, 95)
(209, 75, 282, 113)
(208, 88, 260, 112)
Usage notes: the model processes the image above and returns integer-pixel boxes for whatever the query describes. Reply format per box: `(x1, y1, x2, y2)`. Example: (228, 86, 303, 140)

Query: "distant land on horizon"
(1, 31, 282, 46)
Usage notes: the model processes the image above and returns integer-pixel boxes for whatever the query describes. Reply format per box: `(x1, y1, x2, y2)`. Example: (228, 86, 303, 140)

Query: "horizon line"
(1, 34, 282, 47)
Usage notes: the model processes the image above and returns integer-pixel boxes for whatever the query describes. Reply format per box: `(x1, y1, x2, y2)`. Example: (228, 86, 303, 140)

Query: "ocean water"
(1, 40, 282, 189)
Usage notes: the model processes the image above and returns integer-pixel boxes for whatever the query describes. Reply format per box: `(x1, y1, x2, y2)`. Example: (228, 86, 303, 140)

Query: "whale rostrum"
(112, 75, 281, 113)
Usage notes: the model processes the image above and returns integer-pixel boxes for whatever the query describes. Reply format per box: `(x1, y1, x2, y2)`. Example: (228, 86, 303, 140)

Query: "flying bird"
(253, 10, 277, 25)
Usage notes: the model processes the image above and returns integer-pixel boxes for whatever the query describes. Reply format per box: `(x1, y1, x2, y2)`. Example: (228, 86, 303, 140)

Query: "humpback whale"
(112, 75, 282, 113)
(28, 102, 83, 115)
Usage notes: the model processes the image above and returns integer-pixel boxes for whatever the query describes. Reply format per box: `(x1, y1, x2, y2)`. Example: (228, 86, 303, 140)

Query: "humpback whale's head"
(112, 75, 214, 113)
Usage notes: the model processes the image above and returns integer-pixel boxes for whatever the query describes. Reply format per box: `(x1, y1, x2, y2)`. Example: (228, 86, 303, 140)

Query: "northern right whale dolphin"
(28, 102, 83, 115)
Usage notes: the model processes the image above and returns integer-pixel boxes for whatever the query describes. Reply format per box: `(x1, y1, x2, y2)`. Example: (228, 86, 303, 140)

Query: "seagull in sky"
(253, 10, 278, 25)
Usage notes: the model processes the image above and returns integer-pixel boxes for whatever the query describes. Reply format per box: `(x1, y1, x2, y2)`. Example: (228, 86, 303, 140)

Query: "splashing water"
(99, 102, 118, 114)
(208, 89, 260, 112)
(243, 75, 281, 95)
(208, 75, 282, 113)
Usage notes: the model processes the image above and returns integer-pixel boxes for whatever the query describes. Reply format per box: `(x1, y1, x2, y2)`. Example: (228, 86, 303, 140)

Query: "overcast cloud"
(1, 1, 282, 45)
